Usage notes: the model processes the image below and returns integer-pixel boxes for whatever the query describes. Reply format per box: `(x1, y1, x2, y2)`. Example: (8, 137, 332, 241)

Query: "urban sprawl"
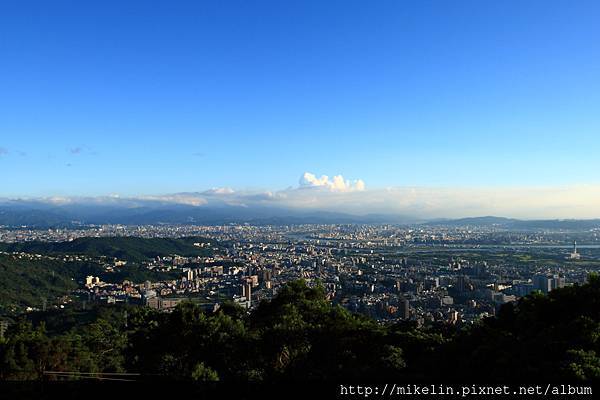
(2, 224, 599, 325)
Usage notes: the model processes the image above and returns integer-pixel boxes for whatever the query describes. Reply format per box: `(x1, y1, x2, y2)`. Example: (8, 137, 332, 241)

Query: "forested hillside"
(0, 236, 216, 262)
(1, 277, 599, 382)
(0, 255, 79, 315)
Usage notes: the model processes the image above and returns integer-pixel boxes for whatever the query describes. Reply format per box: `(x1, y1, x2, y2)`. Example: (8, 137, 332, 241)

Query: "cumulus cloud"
(7, 172, 600, 219)
(299, 172, 366, 192)
(203, 187, 235, 195)
(188, 183, 600, 219)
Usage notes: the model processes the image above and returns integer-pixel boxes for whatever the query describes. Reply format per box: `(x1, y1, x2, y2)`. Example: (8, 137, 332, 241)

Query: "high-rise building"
(242, 278, 252, 308)
(551, 274, 566, 290)
(533, 274, 552, 294)
(456, 275, 469, 292)
(261, 269, 272, 283)
(448, 310, 459, 324)
(399, 297, 410, 319)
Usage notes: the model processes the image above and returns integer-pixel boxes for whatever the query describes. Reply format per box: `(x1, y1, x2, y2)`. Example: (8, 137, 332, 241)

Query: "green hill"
(0, 236, 217, 262)
(0, 255, 78, 315)
(0, 236, 219, 315)
(0, 253, 186, 315)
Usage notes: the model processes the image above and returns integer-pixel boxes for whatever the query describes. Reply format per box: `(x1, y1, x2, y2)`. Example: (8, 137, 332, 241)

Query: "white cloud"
(354, 179, 366, 191)
(203, 187, 235, 195)
(6, 173, 600, 219)
(186, 183, 600, 219)
(304, 185, 600, 219)
(299, 172, 365, 192)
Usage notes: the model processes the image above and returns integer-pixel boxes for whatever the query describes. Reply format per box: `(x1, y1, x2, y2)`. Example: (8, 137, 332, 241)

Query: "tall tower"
(242, 278, 252, 308)
(570, 240, 581, 260)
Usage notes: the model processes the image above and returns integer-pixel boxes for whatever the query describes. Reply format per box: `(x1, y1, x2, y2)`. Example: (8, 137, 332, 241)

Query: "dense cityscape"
(2, 223, 599, 328)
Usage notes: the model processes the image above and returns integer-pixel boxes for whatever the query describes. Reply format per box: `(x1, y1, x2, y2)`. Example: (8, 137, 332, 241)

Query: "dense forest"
(0, 236, 216, 262)
(1, 277, 599, 382)
(0, 255, 80, 315)
(0, 254, 184, 315)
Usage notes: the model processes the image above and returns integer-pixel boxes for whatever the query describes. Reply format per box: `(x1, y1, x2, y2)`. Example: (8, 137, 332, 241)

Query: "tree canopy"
(1, 276, 599, 382)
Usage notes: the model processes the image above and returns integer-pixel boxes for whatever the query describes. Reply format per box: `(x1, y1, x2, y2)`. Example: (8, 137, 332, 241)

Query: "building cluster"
(3, 224, 600, 325)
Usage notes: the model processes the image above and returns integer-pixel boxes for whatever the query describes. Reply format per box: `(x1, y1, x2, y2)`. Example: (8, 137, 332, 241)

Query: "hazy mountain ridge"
(0, 200, 414, 227)
(0, 201, 599, 229)
(424, 216, 600, 230)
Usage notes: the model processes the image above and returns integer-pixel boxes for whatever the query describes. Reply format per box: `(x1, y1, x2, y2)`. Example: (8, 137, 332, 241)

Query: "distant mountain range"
(423, 216, 600, 230)
(0, 200, 599, 230)
(0, 200, 412, 227)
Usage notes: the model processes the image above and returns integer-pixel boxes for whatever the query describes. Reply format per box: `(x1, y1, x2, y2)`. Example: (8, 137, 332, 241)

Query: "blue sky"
(1, 0, 599, 199)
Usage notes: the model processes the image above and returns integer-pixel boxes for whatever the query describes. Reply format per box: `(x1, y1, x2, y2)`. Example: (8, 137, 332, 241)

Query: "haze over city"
(1, 1, 600, 220)
(3, 173, 600, 220)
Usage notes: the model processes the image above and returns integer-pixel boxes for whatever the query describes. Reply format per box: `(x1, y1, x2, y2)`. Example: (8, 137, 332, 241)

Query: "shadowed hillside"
(1, 277, 599, 382)
(0, 236, 216, 262)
